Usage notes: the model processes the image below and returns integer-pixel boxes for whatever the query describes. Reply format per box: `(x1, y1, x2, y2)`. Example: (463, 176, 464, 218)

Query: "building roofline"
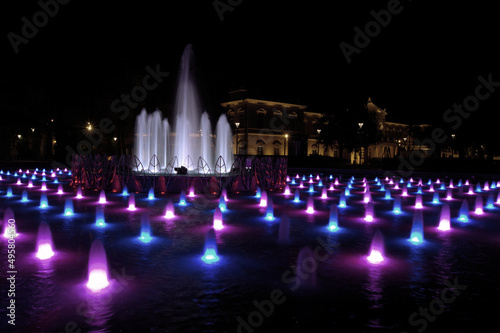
(221, 98, 308, 110)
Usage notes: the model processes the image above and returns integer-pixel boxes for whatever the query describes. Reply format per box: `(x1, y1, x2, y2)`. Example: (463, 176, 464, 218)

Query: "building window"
(257, 147, 263, 155)
(274, 147, 280, 155)
(312, 149, 317, 155)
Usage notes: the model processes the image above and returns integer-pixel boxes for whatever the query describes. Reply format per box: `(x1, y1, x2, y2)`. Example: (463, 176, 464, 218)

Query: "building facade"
(221, 94, 431, 164)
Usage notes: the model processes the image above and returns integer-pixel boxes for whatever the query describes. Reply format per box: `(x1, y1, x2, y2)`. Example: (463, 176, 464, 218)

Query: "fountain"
(6, 186, 13, 197)
(188, 184, 195, 197)
(458, 199, 469, 222)
(139, 214, 152, 243)
(393, 196, 402, 214)
(256, 186, 261, 198)
(339, 191, 347, 208)
(2, 208, 17, 238)
(57, 184, 63, 194)
(21, 190, 28, 202)
(327, 205, 339, 231)
(363, 189, 371, 203)
(64, 198, 74, 216)
(213, 207, 224, 230)
(201, 228, 220, 264)
(486, 192, 495, 209)
(219, 194, 227, 212)
(179, 190, 187, 206)
(321, 187, 328, 199)
(474, 195, 484, 215)
(98, 190, 106, 204)
(76, 186, 83, 199)
(364, 202, 374, 222)
(410, 210, 424, 244)
(432, 191, 440, 204)
(40, 193, 49, 208)
(122, 185, 129, 196)
(284, 185, 291, 196)
(86, 239, 110, 292)
(264, 198, 275, 221)
(438, 203, 451, 231)
(148, 187, 155, 200)
(259, 190, 268, 207)
(133, 44, 233, 173)
(164, 200, 175, 219)
(293, 189, 300, 203)
(414, 193, 423, 209)
(401, 186, 408, 197)
(35, 223, 55, 260)
(128, 193, 137, 211)
(95, 206, 106, 227)
(306, 197, 314, 214)
(367, 230, 385, 264)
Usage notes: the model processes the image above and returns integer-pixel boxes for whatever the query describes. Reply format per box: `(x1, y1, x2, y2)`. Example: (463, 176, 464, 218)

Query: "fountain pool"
(0, 168, 499, 332)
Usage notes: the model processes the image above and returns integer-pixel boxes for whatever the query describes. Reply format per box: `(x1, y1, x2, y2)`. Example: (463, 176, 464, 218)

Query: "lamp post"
(403, 137, 407, 157)
(284, 133, 288, 156)
(358, 122, 364, 164)
(235, 122, 240, 155)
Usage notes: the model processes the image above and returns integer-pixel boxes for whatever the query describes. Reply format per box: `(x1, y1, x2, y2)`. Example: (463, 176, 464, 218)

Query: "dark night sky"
(1, 0, 499, 134)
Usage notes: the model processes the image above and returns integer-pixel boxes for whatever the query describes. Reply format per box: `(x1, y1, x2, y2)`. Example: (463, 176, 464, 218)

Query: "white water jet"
(133, 44, 233, 173)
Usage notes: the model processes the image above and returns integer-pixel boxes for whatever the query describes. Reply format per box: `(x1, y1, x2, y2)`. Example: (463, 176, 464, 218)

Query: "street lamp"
(357, 123, 364, 164)
(235, 122, 240, 155)
(284, 133, 289, 156)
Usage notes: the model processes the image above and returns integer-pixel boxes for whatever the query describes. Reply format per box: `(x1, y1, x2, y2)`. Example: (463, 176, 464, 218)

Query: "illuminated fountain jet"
(367, 230, 385, 264)
(86, 240, 110, 292)
(35, 222, 55, 260)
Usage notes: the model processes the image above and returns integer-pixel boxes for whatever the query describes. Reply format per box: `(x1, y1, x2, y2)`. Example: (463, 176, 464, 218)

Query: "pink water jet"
(284, 185, 291, 196)
(475, 195, 484, 215)
(35, 223, 55, 260)
(364, 202, 374, 222)
(127, 193, 136, 211)
(414, 193, 423, 209)
(213, 207, 224, 230)
(367, 230, 385, 264)
(164, 200, 175, 219)
(98, 190, 107, 204)
(438, 203, 451, 231)
(321, 187, 328, 199)
(306, 197, 315, 214)
(259, 191, 268, 207)
(76, 186, 83, 199)
(2, 208, 17, 239)
(86, 240, 110, 292)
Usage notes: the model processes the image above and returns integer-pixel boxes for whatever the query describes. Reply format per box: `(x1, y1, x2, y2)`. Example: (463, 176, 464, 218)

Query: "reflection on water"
(408, 245, 427, 299)
(81, 284, 114, 333)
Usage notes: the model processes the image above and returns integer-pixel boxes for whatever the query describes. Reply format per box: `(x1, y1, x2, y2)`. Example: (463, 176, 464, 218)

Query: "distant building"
(221, 92, 432, 164)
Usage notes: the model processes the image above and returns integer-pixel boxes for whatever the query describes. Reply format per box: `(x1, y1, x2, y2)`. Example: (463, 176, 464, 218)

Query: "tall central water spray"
(133, 44, 233, 173)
